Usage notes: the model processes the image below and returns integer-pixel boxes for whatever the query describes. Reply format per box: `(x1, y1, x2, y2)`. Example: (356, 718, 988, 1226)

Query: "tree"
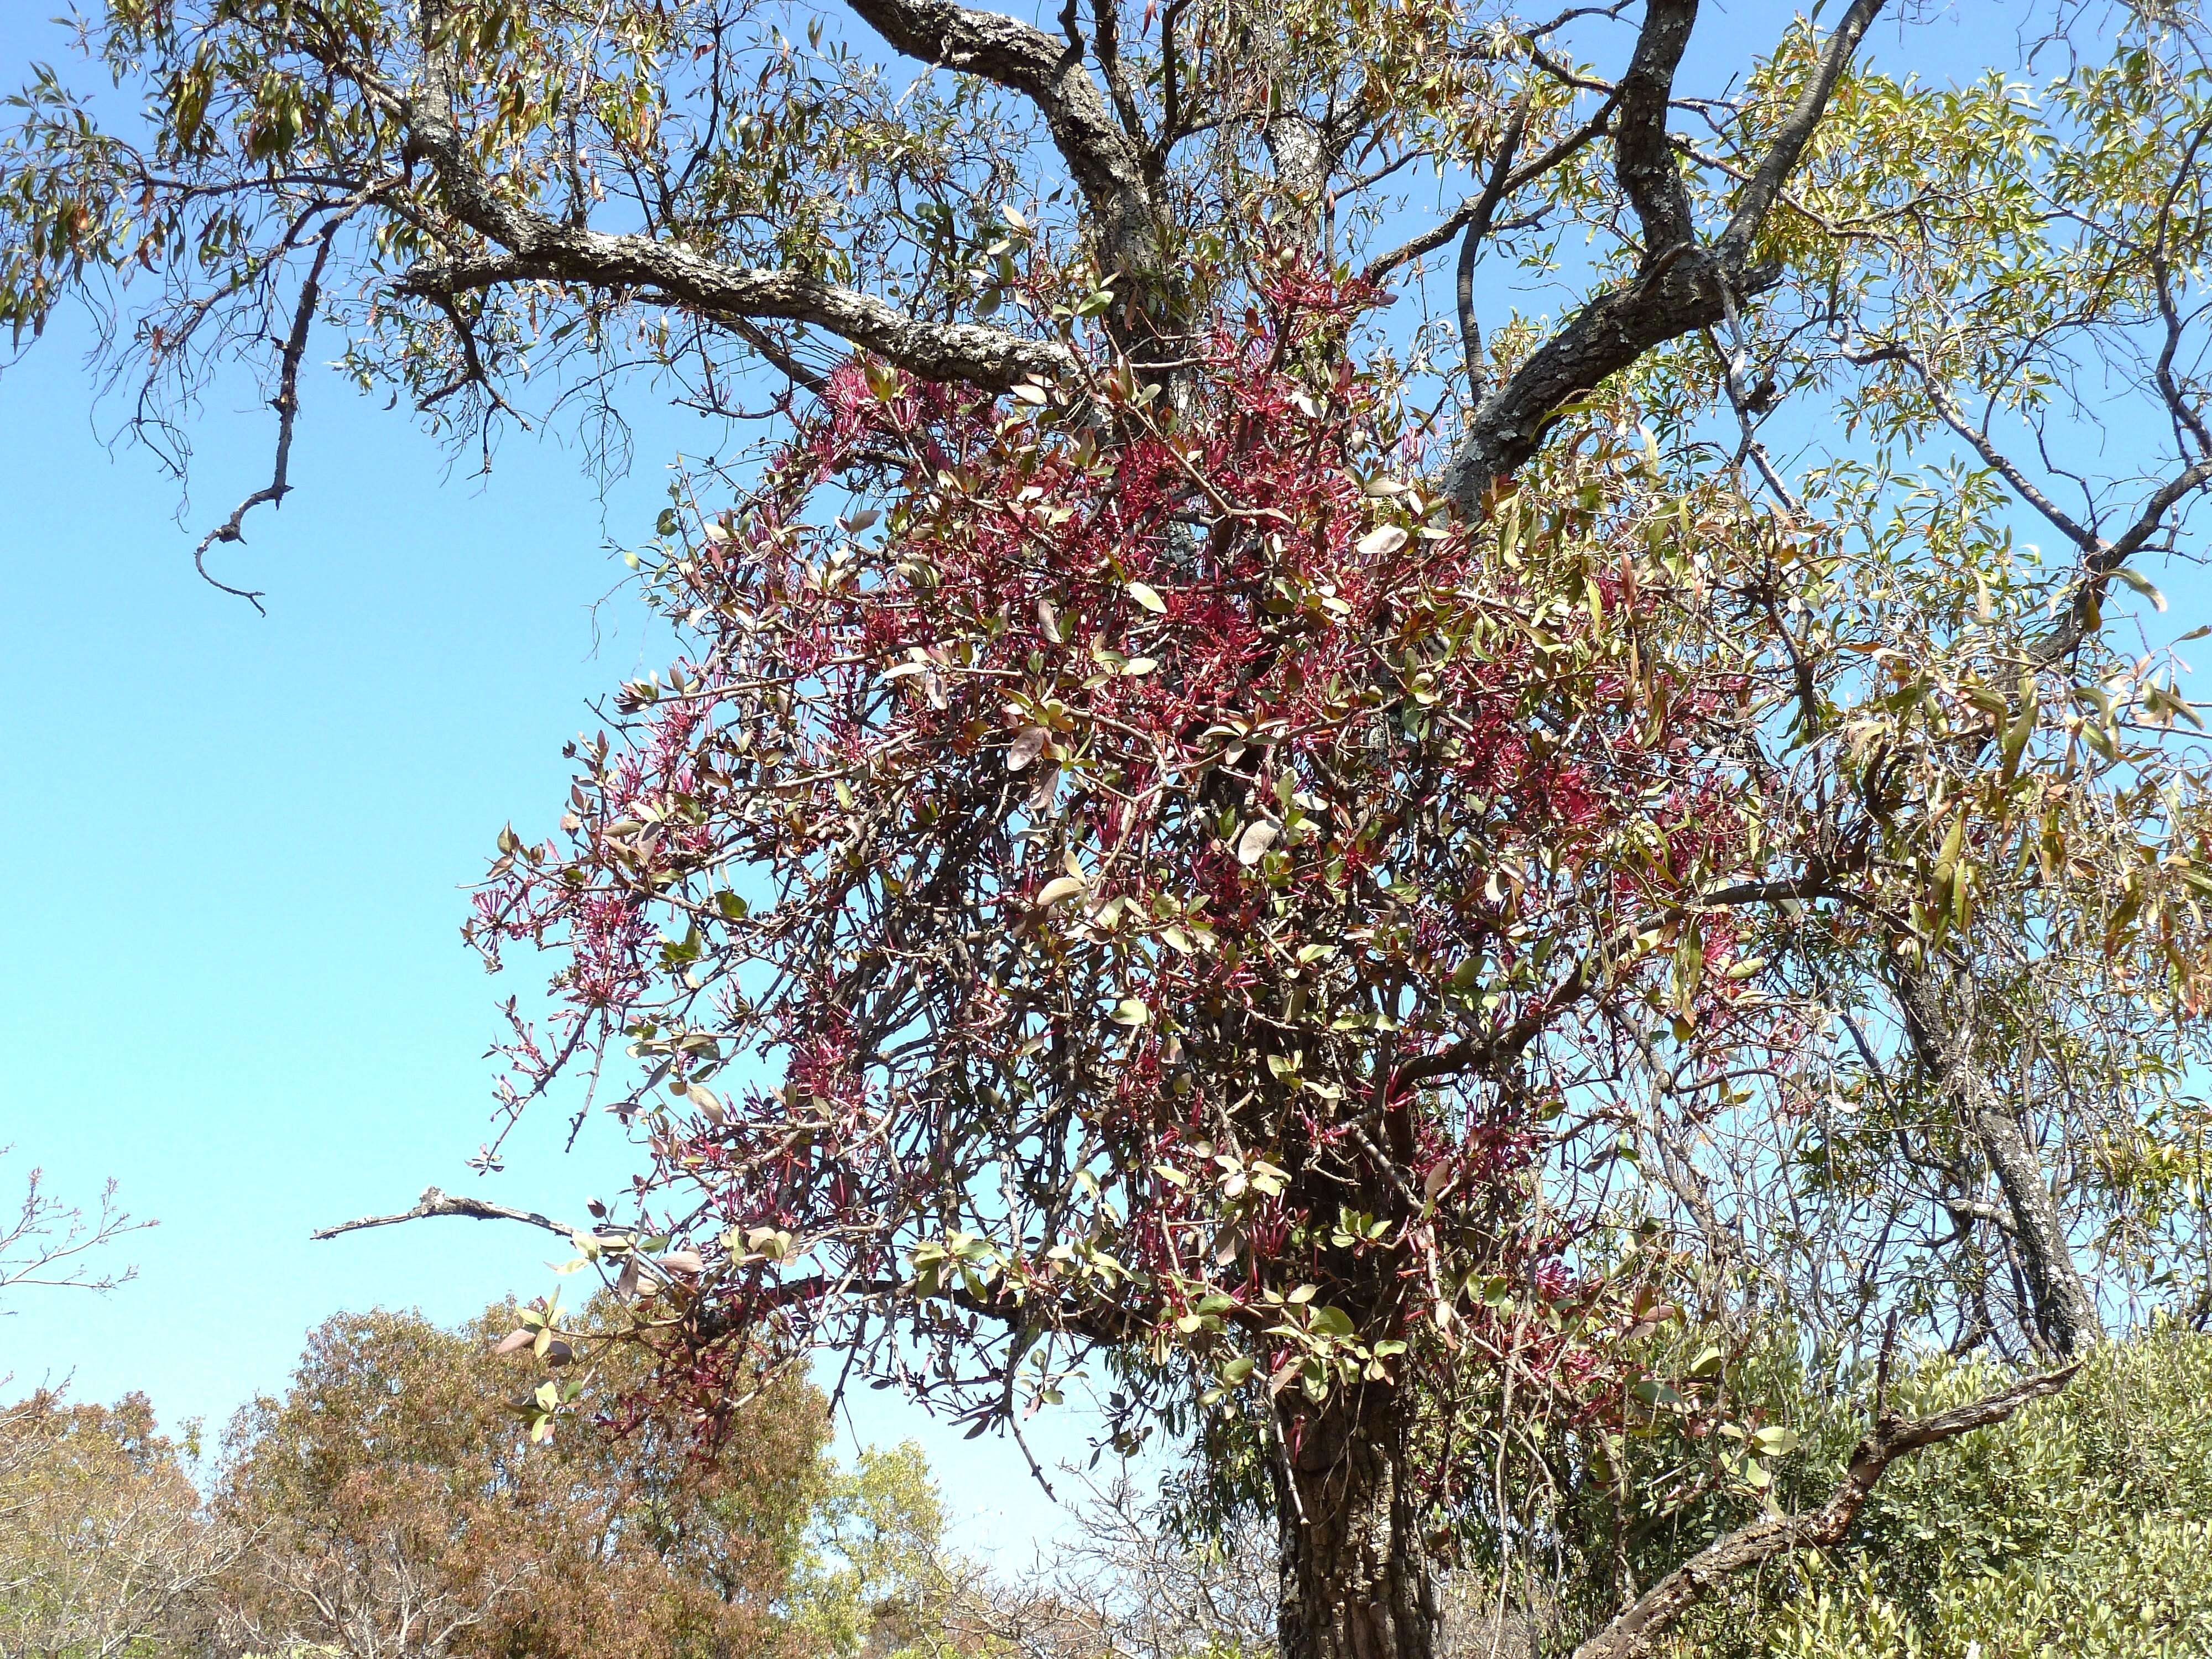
(0, 1391, 238, 1659)
(1, 1153, 180, 1658)
(785, 1442, 973, 1659)
(15, 3, 2212, 1657)
(212, 1300, 833, 1659)
(966, 1474, 1279, 1659)
(1559, 1326, 2212, 1658)
(1, 1296, 968, 1659)
(462, 325, 1815, 1659)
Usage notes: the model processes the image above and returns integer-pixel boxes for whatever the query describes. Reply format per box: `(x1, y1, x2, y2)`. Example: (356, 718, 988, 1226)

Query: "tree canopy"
(0, 1297, 964, 1659)
(213, 1302, 828, 1659)
(0, 1391, 233, 1659)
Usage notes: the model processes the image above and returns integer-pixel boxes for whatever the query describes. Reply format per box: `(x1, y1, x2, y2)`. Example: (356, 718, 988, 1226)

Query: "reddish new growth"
(471, 288, 1783, 1456)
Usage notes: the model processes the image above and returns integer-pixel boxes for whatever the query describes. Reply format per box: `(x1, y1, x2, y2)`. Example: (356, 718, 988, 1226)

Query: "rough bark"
(838, 0, 1175, 327)
(347, 1, 1083, 390)
(1893, 966, 2102, 1357)
(1275, 1391, 1436, 1659)
(1445, 0, 1886, 511)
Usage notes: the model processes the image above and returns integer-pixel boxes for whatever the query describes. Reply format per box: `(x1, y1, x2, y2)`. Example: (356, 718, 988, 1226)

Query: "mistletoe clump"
(471, 295, 1790, 1502)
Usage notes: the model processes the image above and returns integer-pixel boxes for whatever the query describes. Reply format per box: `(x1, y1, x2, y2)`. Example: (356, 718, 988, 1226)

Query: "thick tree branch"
(1611, 0, 1699, 255)
(1572, 1362, 2080, 1659)
(836, 0, 1163, 291)
(1442, 251, 1739, 504)
(1155, 0, 1197, 163)
(1698, 859, 1840, 909)
(1445, 0, 1885, 508)
(1264, 112, 1334, 229)
(311, 1185, 591, 1244)
(397, 244, 1071, 388)
(374, 34, 1072, 391)
(1387, 961, 1597, 1097)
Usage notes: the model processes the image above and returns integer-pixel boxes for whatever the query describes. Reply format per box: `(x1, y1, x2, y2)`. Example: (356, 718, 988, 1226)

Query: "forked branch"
(1446, 0, 1886, 508)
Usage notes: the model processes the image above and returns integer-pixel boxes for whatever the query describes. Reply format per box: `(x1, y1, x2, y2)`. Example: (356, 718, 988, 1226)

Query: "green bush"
(1660, 1329, 2212, 1659)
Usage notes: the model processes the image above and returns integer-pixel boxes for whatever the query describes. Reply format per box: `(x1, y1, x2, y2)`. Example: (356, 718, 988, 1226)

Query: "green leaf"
(2110, 564, 2167, 611)
(1036, 874, 1088, 907)
(1310, 1305, 1356, 1339)
(2001, 674, 2038, 782)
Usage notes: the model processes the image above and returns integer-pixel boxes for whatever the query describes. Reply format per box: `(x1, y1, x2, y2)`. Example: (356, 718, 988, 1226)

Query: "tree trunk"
(1967, 1094, 2100, 1357)
(1274, 1391, 1436, 1659)
(1892, 963, 2101, 1357)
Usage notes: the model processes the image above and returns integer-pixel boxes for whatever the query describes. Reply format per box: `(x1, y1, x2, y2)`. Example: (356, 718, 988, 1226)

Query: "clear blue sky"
(0, 0, 2192, 1563)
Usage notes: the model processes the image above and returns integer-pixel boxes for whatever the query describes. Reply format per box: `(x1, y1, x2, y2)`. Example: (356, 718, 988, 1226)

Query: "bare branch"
(311, 1186, 713, 1301)
(188, 223, 341, 614)
(2035, 459, 2212, 664)
(1458, 90, 1533, 395)
(727, 316, 831, 395)
(310, 1185, 590, 1245)
(0, 1152, 152, 1304)
(1363, 93, 1616, 287)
